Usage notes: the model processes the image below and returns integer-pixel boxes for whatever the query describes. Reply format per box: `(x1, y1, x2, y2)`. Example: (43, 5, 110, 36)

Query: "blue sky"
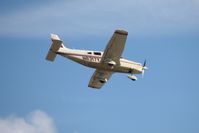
(0, 0, 199, 133)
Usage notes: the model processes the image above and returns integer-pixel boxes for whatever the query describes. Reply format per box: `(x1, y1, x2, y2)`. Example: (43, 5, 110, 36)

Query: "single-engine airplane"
(46, 29, 147, 89)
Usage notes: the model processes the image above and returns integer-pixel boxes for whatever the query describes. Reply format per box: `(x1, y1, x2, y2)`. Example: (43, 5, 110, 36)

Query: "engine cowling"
(127, 75, 137, 81)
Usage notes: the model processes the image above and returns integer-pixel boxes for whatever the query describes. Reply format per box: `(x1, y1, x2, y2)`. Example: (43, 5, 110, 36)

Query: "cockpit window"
(94, 52, 101, 55)
(87, 52, 92, 54)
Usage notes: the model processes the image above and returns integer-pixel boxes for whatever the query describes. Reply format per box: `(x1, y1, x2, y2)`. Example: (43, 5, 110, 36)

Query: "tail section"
(46, 34, 63, 61)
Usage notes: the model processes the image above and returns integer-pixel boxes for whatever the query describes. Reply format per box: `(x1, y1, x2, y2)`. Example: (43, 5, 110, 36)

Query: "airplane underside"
(60, 53, 141, 74)
(46, 30, 147, 89)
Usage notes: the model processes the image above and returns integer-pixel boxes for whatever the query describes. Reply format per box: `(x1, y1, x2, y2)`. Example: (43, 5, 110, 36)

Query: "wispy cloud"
(0, 0, 198, 37)
(0, 110, 57, 133)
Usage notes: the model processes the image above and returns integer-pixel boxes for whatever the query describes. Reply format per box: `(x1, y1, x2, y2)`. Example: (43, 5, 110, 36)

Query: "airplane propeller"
(142, 59, 148, 78)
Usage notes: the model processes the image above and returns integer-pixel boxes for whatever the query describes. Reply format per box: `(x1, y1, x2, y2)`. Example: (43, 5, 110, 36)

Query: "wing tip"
(115, 29, 128, 35)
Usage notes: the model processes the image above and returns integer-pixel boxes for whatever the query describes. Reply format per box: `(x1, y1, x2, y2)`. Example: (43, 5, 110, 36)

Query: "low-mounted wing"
(88, 69, 113, 89)
(101, 30, 128, 65)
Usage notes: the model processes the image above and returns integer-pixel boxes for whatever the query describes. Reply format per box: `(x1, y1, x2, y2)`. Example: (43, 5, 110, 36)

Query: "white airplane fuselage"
(57, 47, 143, 74)
(46, 30, 148, 88)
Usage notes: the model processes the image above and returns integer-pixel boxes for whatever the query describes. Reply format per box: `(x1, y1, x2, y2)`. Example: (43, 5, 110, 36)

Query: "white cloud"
(0, 110, 57, 133)
(0, 0, 198, 37)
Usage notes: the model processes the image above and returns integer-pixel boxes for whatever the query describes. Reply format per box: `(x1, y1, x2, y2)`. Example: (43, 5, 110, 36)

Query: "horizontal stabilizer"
(51, 34, 62, 41)
(46, 34, 63, 62)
